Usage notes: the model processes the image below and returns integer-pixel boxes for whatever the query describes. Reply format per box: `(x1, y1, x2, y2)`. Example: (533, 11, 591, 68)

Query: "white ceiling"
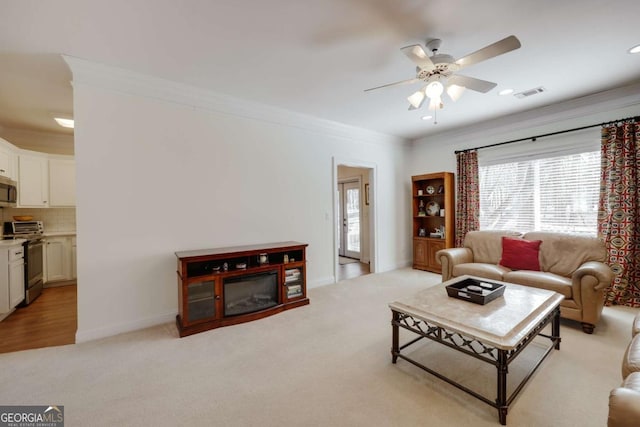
(1, 0, 639, 141)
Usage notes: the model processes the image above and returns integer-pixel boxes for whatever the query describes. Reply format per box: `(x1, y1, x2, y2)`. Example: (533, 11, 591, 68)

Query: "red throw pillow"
(499, 237, 542, 271)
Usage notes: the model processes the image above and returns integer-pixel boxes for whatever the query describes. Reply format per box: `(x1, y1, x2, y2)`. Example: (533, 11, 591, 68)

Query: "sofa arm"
(608, 372, 640, 427)
(436, 248, 473, 281)
(572, 261, 613, 325)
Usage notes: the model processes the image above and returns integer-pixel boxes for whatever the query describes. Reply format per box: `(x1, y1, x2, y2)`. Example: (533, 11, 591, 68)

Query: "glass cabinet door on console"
(284, 263, 305, 302)
(184, 279, 217, 325)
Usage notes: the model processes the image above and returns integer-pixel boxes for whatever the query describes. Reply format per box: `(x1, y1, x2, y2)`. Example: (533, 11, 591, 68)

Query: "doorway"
(338, 180, 361, 260)
(335, 163, 374, 281)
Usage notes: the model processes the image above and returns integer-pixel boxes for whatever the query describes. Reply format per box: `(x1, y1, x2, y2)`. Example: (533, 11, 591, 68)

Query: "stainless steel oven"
(24, 237, 44, 304)
(3, 221, 44, 305)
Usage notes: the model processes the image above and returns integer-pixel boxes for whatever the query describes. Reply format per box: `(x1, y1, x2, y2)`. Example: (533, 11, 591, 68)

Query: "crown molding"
(412, 81, 640, 145)
(62, 55, 408, 147)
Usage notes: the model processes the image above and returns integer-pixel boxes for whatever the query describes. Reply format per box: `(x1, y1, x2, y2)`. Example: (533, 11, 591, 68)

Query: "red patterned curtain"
(455, 150, 480, 247)
(598, 120, 640, 307)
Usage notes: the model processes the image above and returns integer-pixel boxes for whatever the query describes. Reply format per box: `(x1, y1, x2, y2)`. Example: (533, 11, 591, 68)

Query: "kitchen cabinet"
(18, 154, 49, 207)
(0, 145, 14, 179)
(18, 153, 76, 208)
(1, 242, 25, 318)
(45, 236, 74, 283)
(49, 159, 76, 207)
(9, 255, 25, 308)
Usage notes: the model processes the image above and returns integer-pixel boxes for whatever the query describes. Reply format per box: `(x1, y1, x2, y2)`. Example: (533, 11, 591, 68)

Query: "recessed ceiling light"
(629, 44, 640, 54)
(54, 117, 74, 128)
(498, 89, 514, 96)
(421, 115, 433, 120)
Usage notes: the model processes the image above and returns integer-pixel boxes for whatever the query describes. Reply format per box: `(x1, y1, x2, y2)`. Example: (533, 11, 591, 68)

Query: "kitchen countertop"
(43, 231, 76, 237)
(0, 238, 26, 246)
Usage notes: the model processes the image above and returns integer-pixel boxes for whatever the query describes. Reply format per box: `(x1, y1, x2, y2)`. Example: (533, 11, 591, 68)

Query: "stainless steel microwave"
(0, 176, 17, 207)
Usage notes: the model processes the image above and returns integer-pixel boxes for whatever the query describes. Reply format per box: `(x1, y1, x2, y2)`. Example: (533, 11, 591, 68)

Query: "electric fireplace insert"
(223, 270, 278, 316)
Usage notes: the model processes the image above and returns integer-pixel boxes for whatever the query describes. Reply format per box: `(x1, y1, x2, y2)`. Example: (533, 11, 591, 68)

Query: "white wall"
(68, 58, 410, 341)
(408, 83, 640, 176)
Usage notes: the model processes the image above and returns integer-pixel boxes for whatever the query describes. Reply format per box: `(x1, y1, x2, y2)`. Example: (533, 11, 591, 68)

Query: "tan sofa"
(436, 230, 613, 333)
(608, 312, 640, 427)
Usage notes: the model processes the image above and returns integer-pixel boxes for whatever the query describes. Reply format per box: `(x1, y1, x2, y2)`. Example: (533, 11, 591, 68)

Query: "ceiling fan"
(365, 35, 521, 111)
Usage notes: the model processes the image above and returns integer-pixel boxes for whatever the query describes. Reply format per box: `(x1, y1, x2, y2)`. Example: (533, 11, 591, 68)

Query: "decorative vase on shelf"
(418, 200, 426, 216)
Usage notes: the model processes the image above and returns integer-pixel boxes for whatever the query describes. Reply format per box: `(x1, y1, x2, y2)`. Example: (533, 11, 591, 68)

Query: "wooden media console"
(175, 241, 309, 337)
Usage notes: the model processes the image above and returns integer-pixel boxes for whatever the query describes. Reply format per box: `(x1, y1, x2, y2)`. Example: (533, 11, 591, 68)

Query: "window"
(479, 150, 600, 235)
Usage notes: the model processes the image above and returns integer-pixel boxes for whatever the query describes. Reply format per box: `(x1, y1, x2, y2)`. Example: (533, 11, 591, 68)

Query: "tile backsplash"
(1, 207, 76, 232)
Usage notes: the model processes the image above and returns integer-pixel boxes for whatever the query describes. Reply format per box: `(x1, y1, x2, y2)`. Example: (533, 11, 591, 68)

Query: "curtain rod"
(454, 115, 639, 154)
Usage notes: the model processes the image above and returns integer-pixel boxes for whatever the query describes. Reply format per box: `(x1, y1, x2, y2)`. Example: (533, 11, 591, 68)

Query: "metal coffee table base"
(391, 307, 560, 425)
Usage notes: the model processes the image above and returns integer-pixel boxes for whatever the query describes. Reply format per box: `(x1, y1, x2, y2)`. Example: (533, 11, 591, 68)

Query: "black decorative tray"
(445, 277, 506, 305)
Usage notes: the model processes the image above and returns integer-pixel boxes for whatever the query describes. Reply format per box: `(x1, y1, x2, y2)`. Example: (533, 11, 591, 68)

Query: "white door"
(338, 181, 361, 259)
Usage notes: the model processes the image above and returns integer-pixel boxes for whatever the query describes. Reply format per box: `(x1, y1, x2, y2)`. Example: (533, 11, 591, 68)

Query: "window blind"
(479, 130, 600, 235)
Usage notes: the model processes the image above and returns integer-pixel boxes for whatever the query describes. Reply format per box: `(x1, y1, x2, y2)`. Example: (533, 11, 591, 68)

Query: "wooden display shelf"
(175, 241, 309, 337)
(412, 172, 455, 273)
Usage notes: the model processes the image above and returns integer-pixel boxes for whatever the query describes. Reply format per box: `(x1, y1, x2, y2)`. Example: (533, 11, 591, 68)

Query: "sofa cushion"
(609, 372, 640, 427)
(464, 230, 523, 265)
(499, 237, 542, 271)
(503, 270, 573, 299)
(623, 371, 640, 390)
(622, 334, 640, 379)
(453, 263, 511, 281)
(523, 232, 607, 277)
(633, 313, 640, 337)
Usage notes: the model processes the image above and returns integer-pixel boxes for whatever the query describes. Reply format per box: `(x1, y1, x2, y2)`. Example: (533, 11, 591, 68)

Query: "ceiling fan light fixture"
(446, 84, 466, 101)
(498, 88, 514, 96)
(428, 96, 443, 111)
(407, 90, 426, 109)
(628, 44, 640, 54)
(425, 81, 444, 98)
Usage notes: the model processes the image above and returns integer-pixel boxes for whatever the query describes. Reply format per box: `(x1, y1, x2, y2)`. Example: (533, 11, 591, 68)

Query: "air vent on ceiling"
(514, 87, 546, 99)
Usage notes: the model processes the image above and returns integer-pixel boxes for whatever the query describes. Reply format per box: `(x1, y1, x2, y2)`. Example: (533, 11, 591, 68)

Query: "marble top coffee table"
(389, 275, 563, 425)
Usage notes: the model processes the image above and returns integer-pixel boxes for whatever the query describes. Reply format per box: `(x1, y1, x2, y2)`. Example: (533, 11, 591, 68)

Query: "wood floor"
(338, 260, 370, 281)
(0, 285, 77, 354)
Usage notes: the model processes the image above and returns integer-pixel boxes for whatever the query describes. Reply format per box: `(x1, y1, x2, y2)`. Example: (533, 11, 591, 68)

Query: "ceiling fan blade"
(407, 88, 426, 109)
(448, 74, 497, 93)
(454, 35, 521, 70)
(400, 44, 435, 71)
(364, 77, 419, 92)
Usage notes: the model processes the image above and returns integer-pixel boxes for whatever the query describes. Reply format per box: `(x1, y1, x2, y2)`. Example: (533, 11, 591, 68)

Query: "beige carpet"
(0, 268, 636, 426)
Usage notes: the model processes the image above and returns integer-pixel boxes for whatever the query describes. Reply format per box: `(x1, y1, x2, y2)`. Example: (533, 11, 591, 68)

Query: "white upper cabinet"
(18, 153, 76, 208)
(49, 159, 76, 207)
(0, 146, 13, 179)
(18, 154, 49, 207)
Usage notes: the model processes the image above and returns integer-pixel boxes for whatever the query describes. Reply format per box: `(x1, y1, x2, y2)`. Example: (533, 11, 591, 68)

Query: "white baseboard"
(75, 311, 177, 343)
(308, 276, 335, 288)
